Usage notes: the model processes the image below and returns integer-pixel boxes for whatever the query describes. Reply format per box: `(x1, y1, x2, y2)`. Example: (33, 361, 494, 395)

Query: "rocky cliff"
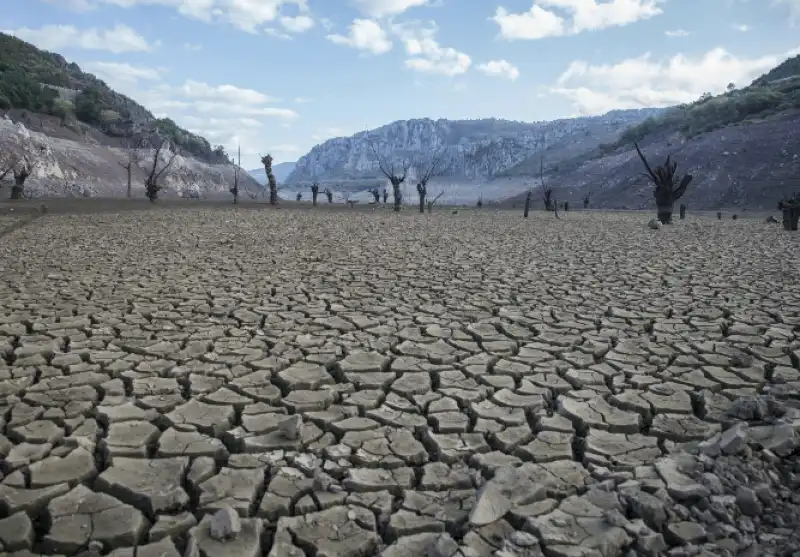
(285, 110, 663, 186)
(0, 115, 261, 200)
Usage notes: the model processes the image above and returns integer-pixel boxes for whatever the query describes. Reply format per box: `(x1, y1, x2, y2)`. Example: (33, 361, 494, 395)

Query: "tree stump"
(783, 207, 800, 231)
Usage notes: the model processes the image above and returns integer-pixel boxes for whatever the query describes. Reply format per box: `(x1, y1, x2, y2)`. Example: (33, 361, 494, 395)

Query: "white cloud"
(492, 0, 663, 40)
(294, 97, 312, 103)
(351, 0, 429, 18)
(184, 42, 202, 51)
(731, 23, 750, 31)
(665, 28, 689, 37)
(476, 59, 520, 80)
(177, 80, 279, 105)
(83, 62, 163, 85)
(50, 0, 313, 34)
(280, 14, 315, 32)
(4, 23, 153, 53)
(391, 22, 471, 76)
(552, 47, 791, 115)
(327, 19, 393, 54)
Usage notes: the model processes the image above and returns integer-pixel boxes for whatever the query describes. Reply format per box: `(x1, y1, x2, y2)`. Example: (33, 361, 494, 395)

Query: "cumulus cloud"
(551, 47, 794, 115)
(476, 59, 520, 80)
(83, 62, 163, 85)
(350, 0, 429, 18)
(4, 23, 154, 53)
(327, 19, 393, 55)
(391, 21, 471, 76)
(491, 0, 663, 40)
(44, 0, 315, 34)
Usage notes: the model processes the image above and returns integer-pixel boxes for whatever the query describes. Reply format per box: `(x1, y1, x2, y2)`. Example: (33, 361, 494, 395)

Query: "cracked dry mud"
(0, 208, 799, 557)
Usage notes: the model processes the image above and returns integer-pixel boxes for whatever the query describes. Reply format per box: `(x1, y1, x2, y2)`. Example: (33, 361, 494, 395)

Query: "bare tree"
(414, 149, 444, 214)
(118, 137, 142, 198)
(382, 189, 388, 204)
(144, 137, 178, 202)
(368, 187, 380, 204)
(368, 137, 410, 212)
(324, 187, 333, 203)
(634, 142, 692, 224)
(310, 182, 320, 206)
(0, 150, 20, 186)
(261, 153, 278, 205)
(11, 154, 40, 200)
(230, 144, 241, 204)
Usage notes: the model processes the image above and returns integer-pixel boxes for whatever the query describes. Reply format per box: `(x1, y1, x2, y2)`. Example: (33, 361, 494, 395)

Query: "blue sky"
(2, 0, 799, 169)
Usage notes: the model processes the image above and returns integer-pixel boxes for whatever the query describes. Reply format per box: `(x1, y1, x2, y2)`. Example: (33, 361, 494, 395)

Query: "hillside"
(0, 32, 228, 164)
(284, 110, 662, 190)
(498, 54, 800, 211)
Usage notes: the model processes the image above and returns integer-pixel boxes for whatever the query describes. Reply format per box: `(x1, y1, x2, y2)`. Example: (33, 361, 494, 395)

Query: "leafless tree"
(11, 153, 40, 200)
(368, 187, 380, 204)
(144, 137, 178, 202)
(0, 149, 20, 185)
(634, 141, 692, 224)
(311, 182, 320, 206)
(260, 153, 278, 205)
(414, 149, 444, 214)
(539, 157, 559, 218)
(324, 187, 333, 203)
(118, 136, 143, 198)
(368, 137, 410, 212)
(230, 145, 241, 204)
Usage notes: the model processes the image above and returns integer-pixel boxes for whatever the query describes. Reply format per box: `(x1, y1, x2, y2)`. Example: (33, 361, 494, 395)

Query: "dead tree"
(426, 191, 444, 213)
(311, 182, 320, 206)
(261, 153, 278, 205)
(324, 188, 333, 203)
(11, 156, 39, 200)
(382, 189, 388, 204)
(296, 192, 302, 201)
(524, 189, 532, 218)
(368, 188, 380, 204)
(583, 194, 590, 209)
(144, 138, 178, 202)
(540, 157, 555, 212)
(634, 142, 693, 224)
(230, 145, 241, 204)
(118, 137, 142, 198)
(368, 138, 410, 212)
(414, 149, 444, 214)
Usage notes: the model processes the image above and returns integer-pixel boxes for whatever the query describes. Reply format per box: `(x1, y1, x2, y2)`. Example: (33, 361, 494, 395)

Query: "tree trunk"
(126, 166, 132, 198)
(657, 205, 673, 224)
(418, 192, 425, 213)
(312, 193, 318, 206)
(270, 186, 278, 205)
(583, 199, 589, 210)
(679, 204, 687, 220)
(10, 185, 23, 200)
(393, 184, 402, 212)
(783, 207, 800, 231)
(524, 193, 531, 218)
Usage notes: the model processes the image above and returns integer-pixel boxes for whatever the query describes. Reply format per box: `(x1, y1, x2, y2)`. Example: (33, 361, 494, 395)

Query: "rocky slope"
(0, 115, 262, 199)
(285, 110, 662, 187)
(501, 109, 800, 211)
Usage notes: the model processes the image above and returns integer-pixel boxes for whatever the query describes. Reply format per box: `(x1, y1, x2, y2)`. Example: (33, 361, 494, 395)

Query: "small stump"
(782, 207, 800, 231)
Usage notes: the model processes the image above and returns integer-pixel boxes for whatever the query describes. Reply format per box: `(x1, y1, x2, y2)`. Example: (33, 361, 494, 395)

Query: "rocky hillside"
(503, 55, 800, 211)
(0, 114, 262, 199)
(248, 161, 296, 185)
(285, 110, 662, 186)
(0, 33, 263, 198)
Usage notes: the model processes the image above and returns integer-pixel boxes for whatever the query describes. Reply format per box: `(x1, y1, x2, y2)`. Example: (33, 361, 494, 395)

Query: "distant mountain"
(284, 110, 662, 189)
(248, 161, 296, 185)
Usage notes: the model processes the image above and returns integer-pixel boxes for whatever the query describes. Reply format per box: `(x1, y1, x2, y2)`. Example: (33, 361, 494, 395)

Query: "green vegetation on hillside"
(0, 32, 230, 164)
(609, 55, 800, 149)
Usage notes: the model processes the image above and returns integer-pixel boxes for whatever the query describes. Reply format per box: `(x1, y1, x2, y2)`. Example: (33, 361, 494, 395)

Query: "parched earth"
(0, 206, 799, 557)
